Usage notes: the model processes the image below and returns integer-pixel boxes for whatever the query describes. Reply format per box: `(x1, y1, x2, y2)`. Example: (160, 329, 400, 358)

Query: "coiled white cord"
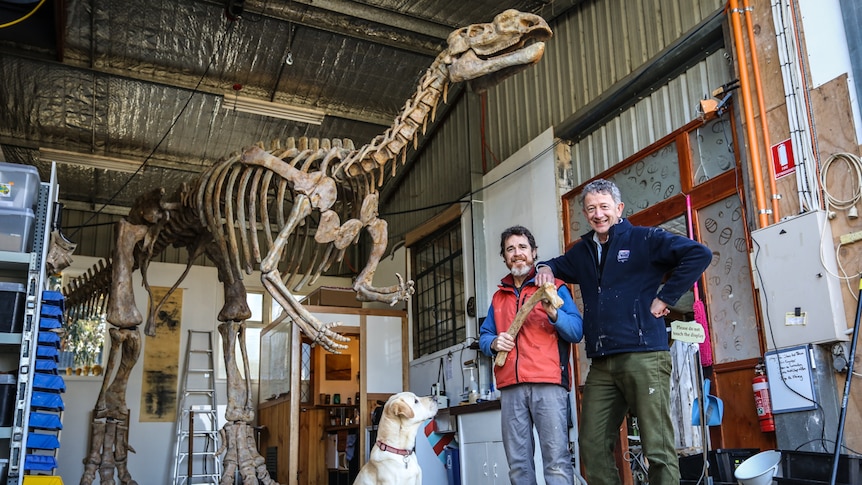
(820, 152, 862, 217)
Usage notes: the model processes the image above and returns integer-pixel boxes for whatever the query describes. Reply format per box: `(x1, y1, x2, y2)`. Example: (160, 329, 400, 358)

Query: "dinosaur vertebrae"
(337, 58, 450, 184)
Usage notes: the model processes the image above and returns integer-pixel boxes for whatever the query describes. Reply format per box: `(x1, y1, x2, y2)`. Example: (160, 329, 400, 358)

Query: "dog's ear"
(391, 398, 415, 419)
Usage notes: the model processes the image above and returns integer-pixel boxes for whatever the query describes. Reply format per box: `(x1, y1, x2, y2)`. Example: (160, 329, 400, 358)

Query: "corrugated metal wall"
(484, 0, 727, 164)
(568, 50, 733, 181)
(384, 0, 727, 240)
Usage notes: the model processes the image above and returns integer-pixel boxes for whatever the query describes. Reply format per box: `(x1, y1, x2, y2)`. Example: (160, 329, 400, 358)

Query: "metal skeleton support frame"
(831, 276, 862, 484)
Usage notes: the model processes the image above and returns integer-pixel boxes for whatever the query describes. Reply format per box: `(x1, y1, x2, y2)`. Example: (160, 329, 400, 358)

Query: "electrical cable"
(820, 152, 862, 215)
(0, 0, 46, 29)
(816, 152, 862, 299)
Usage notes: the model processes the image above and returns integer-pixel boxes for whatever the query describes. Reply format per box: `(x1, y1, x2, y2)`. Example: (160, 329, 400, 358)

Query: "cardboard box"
(303, 286, 362, 308)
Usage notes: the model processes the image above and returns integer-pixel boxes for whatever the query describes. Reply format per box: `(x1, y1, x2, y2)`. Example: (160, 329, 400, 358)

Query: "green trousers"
(579, 351, 679, 485)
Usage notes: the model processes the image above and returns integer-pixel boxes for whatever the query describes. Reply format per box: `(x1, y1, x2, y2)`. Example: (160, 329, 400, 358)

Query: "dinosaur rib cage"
(182, 139, 369, 291)
(63, 258, 112, 324)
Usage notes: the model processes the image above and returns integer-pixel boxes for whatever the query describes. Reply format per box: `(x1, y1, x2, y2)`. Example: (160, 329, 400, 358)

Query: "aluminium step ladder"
(171, 330, 222, 484)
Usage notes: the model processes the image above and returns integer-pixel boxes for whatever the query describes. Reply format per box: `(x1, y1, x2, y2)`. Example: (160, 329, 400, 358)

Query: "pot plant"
(62, 315, 106, 375)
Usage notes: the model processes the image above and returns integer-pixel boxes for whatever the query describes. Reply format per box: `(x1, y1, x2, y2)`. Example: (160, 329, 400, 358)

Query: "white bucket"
(734, 450, 781, 485)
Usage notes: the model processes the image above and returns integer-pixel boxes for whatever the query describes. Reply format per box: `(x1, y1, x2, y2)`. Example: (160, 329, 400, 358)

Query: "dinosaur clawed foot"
(300, 318, 350, 353)
(218, 421, 280, 485)
(355, 272, 415, 306)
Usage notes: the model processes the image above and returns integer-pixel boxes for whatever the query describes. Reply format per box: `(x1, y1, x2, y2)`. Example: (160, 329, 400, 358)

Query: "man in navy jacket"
(535, 179, 711, 485)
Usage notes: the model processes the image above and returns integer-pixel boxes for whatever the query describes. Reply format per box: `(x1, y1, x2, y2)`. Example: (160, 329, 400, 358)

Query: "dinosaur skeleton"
(71, 10, 551, 484)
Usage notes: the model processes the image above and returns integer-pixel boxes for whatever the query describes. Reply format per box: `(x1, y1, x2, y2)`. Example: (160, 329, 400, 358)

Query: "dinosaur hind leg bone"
(217, 322, 277, 485)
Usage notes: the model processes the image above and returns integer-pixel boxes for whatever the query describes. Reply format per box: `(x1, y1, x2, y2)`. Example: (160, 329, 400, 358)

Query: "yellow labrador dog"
(353, 391, 438, 485)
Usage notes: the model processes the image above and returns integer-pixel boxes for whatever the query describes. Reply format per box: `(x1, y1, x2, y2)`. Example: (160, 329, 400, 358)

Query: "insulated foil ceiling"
(0, 0, 579, 213)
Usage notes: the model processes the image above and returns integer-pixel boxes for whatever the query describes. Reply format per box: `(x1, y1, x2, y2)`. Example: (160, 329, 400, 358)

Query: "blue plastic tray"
(24, 454, 57, 471)
(33, 374, 65, 392)
(41, 290, 65, 305)
(34, 358, 58, 374)
(28, 412, 62, 430)
(27, 433, 61, 450)
(37, 331, 61, 346)
(39, 316, 61, 330)
(30, 391, 64, 411)
(40, 304, 62, 318)
(36, 346, 58, 360)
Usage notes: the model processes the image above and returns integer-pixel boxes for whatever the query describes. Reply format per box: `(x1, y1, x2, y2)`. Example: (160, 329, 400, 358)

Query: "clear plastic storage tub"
(0, 207, 35, 252)
(0, 162, 40, 210)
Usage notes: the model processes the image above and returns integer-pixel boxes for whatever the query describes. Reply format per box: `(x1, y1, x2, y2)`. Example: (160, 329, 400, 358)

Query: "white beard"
(510, 264, 532, 278)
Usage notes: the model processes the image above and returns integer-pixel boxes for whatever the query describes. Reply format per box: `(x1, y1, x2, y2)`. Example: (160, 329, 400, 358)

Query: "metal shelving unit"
(2, 165, 59, 485)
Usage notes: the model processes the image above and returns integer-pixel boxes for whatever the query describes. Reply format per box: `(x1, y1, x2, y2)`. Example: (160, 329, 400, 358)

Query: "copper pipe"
(742, 0, 780, 223)
(729, 0, 771, 228)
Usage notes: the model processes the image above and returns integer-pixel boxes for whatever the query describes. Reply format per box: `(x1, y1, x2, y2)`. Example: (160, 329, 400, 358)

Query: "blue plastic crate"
(40, 304, 62, 318)
(40, 290, 64, 305)
(28, 412, 62, 430)
(34, 359, 58, 374)
(24, 454, 57, 471)
(38, 316, 61, 330)
(33, 374, 65, 393)
(37, 331, 61, 346)
(36, 346, 58, 360)
(27, 433, 60, 450)
(30, 391, 64, 411)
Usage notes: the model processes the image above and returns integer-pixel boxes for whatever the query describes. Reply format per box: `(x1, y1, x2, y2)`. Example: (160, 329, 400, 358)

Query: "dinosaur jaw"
(446, 9, 552, 90)
(450, 41, 546, 89)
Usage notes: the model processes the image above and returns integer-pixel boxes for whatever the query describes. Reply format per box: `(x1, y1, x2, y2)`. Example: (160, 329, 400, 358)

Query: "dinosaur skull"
(447, 9, 552, 90)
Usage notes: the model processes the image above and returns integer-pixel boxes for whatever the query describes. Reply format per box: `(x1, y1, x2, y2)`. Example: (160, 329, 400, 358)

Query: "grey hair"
(578, 178, 622, 208)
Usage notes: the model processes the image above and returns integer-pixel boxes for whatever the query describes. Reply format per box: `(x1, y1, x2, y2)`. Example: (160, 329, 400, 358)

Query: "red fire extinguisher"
(753, 361, 775, 432)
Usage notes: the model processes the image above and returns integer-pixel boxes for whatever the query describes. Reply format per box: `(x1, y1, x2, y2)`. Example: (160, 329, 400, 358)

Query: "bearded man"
(479, 225, 583, 485)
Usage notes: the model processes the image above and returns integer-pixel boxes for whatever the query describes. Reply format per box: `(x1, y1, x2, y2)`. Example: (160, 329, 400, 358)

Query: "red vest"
(491, 278, 570, 390)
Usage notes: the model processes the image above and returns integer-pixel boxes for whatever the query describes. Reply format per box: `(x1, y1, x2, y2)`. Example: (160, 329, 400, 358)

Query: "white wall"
(478, 127, 561, 317)
(57, 255, 352, 483)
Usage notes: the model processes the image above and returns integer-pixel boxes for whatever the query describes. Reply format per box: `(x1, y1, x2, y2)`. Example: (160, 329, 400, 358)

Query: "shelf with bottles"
(323, 405, 361, 431)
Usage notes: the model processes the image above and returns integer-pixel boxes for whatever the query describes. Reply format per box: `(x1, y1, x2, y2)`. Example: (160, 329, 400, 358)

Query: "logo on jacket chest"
(617, 250, 630, 263)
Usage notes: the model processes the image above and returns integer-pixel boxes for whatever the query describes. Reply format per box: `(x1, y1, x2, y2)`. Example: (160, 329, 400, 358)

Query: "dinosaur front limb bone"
(352, 195, 414, 304)
(81, 328, 141, 485)
(260, 195, 349, 352)
(107, 220, 148, 328)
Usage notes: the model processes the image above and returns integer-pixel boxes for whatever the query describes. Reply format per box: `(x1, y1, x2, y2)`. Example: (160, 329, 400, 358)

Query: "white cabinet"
(455, 403, 545, 485)
(461, 441, 509, 484)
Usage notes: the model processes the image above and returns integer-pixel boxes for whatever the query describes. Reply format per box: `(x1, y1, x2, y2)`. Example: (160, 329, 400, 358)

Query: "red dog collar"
(376, 440, 414, 456)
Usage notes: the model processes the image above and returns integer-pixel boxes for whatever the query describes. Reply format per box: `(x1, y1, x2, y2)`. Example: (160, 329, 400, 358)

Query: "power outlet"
(839, 230, 862, 245)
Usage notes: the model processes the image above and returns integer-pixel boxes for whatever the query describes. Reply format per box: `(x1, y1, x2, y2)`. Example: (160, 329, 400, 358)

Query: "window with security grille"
(411, 221, 466, 357)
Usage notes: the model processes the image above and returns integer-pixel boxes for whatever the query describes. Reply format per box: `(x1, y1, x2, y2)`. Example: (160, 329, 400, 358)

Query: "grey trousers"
(500, 383, 574, 485)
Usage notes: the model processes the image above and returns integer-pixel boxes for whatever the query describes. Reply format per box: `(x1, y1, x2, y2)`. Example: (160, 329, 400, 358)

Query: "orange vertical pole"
(742, 0, 781, 223)
(728, 0, 771, 228)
